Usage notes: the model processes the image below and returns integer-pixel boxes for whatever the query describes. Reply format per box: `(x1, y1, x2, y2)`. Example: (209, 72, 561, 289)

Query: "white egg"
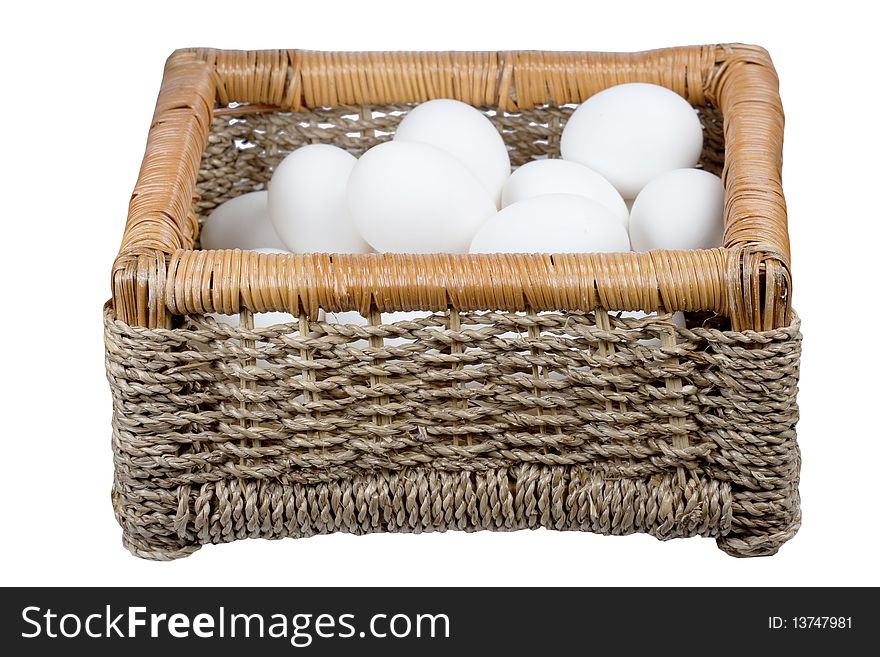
(347, 141, 497, 253)
(324, 310, 369, 326)
(619, 310, 686, 347)
(560, 83, 703, 199)
(394, 99, 510, 207)
(469, 194, 630, 254)
(253, 247, 292, 255)
(200, 191, 285, 250)
(629, 169, 724, 252)
(501, 159, 628, 227)
(268, 144, 371, 253)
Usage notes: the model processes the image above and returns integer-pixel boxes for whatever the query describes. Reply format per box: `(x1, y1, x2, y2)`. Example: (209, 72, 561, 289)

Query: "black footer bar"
(2, 586, 871, 654)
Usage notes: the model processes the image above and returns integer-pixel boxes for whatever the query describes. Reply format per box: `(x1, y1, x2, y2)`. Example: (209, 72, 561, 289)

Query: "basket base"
(114, 464, 799, 561)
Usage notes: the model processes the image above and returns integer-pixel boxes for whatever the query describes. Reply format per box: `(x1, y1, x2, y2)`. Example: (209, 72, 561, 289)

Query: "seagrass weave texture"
(107, 46, 801, 559)
(106, 307, 801, 560)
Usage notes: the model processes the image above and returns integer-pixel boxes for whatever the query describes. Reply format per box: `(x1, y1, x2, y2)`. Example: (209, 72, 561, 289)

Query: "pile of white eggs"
(201, 82, 723, 330)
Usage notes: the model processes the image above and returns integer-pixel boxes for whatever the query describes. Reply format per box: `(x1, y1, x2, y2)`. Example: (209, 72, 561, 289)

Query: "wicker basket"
(105, 45, 801, 560)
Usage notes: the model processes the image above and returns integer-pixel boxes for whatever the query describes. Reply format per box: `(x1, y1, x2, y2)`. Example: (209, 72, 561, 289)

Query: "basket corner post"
(718, 245, 801, 558)
(728, 245, 793, 332)
(108, 251, 197, 561)
(111, 251, 170, 329)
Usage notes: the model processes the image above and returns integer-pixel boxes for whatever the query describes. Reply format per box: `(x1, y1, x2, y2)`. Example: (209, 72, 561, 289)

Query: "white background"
(1, 0, 877, 587)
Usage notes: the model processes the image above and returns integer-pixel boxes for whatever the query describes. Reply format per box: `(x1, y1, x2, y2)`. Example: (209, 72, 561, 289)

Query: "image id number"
(769, 617, 853, 630)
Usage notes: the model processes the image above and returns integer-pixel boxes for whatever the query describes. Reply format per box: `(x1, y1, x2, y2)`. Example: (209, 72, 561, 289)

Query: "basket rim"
(112, 45, 790, 332)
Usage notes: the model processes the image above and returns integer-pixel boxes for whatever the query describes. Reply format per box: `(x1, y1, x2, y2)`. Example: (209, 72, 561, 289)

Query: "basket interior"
(194, 102, 725, 227)
(187, 100, 730, 338)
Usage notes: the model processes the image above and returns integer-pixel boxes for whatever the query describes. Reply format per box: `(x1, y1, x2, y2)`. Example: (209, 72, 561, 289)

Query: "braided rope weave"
(107, 47, 801, 559)
(106, 303, 800, 560)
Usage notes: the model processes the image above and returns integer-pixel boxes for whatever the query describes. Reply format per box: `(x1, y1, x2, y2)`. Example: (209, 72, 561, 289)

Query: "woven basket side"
(105, 304, 800, 560)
